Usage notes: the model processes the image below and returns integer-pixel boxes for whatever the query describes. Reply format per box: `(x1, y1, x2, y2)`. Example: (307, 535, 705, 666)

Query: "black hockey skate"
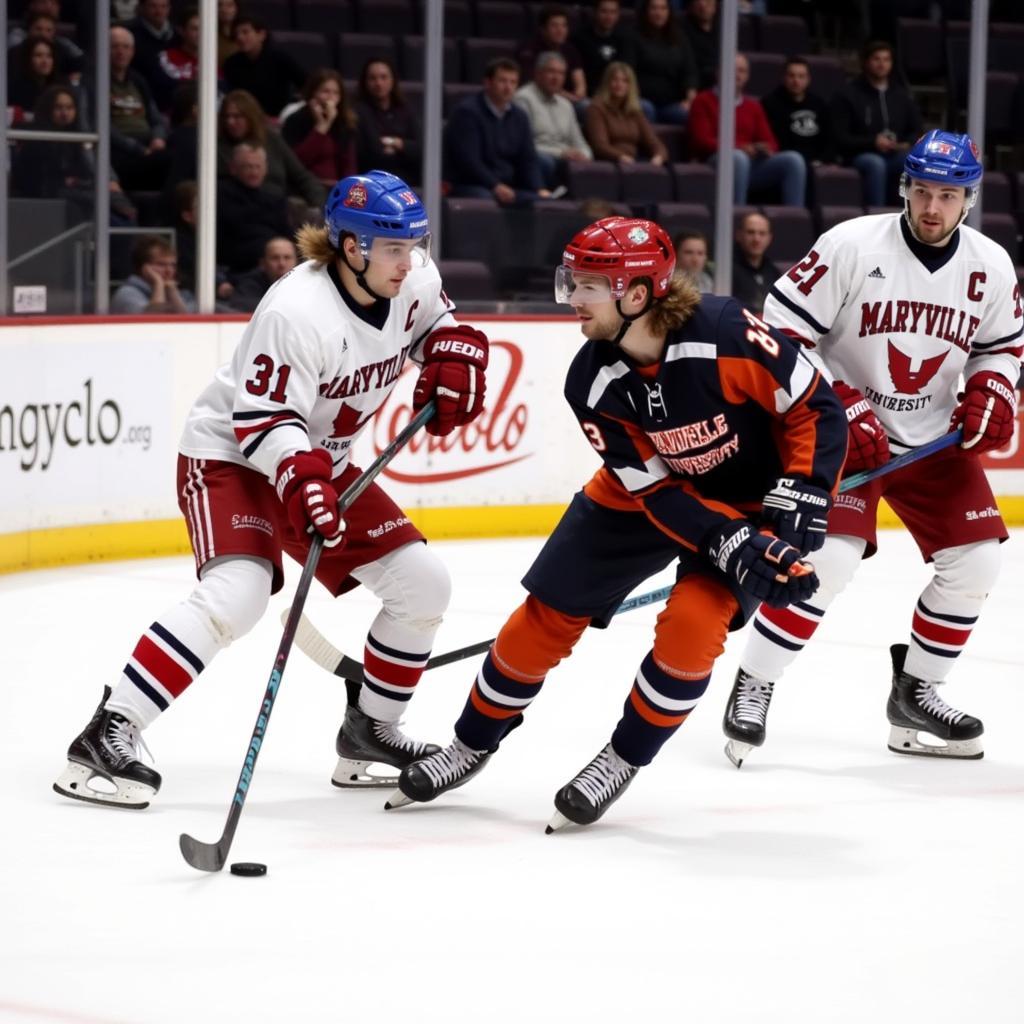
(546, 743, 639, 833)
(886, 644, 984, 759)
(332, 702, 442, 788)
(723, 669, 775, 768)
(385, 714, 523, 809)
(53, 686, 161, 809)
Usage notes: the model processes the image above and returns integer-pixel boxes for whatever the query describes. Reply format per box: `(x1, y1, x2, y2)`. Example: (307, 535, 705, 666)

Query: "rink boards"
(2, 315, 1022, 573)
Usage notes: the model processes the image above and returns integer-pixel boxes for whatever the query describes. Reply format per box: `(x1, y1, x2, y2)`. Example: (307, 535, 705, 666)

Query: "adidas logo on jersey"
(868, 267, 885, 279)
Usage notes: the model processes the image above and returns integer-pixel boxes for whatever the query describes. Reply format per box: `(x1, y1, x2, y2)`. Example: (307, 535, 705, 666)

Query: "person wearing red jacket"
(687, 52, 806, 206)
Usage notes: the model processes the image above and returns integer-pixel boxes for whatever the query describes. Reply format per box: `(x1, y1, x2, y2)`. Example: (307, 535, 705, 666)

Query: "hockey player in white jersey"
(53, 170, 491, 807)
(722, 130, 1022, 766)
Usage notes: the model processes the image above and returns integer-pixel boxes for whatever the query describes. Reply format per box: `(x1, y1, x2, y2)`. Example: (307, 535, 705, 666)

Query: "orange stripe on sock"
(629, 687, 689, 728)
(470, 684, 523, 720)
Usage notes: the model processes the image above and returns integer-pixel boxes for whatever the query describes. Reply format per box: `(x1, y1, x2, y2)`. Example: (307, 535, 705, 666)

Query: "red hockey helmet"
(555, 217, 676, 305)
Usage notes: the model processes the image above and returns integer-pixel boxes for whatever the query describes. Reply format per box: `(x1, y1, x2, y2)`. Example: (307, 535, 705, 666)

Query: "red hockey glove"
(833, 380, 890, 473)
(951, 371, 1017, 454)
(412, 324, 489, 436)
(761, 476, 832, 554)
(703, 520, 819, 608)
(275, 449, 346, 548)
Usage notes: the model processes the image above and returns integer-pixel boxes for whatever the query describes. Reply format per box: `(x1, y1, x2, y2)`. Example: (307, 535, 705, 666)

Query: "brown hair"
(131, 234, 175, 274)
(303, 67, 357, 131)
(593, 61, 641, 116)
(295, 223, 335, 265)
(218, 89, 266, 146)
(357, 56, 406, 110)
(647, 273, 701, 334)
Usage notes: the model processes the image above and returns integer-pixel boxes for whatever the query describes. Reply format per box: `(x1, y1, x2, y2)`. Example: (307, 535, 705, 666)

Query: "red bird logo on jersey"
(887, 341, 948, 395)
(330, 402, 373, 439)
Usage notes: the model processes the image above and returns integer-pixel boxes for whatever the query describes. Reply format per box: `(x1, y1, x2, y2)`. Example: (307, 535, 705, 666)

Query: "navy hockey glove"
(704, 520, 819, 608)
(413, 324, 489, 437)
(761, 477, 833, 554)
(951, 371, 1017, 454)
(833, 380, 890, 473)
(275, 449, 346, 548)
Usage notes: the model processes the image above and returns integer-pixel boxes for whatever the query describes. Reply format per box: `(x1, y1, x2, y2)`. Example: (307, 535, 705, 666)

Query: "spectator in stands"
(225, 236, 298, 313)
(354, 58, 420, 186)
(689, 53, 806, 207)
(673, 229, 714, 292)
(157, 7, 199, 95)
(109, 25, 171, 191)
(632, 0, 698, 126)
(170, 179, 235, 301)
(7, 0, 84, 76)
(681, 0, 718, 91)
(7, 34, 63, 114)
(221, 88, 326, 208)
(223, 14, 306, 117)
(831, 40, 922, 207)
(761, 57, 833, 172)
(125, 0, 177, 109)
(445, 58, 550, 206)
(572, 0, 634, 98)
(111, 234, 197, 314)
(584, 61, 668, 167)
(216, 143, 292, 272)
(515, 51, 592, 190)
(731, 211, 773, 315)
(517, 4, 587, 102)
(280, 71, 356, 191)
(217, 0, 239, 70)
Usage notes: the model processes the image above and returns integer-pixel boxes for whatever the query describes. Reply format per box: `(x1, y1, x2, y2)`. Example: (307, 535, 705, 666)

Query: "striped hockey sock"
(454, 650, 544, 752)
(358, 611, 435, 722)
(106, 609, 214, 728)
(744, 599, 826, 682)
(611, 651, 711, 766)
(906, 596, 978, 682)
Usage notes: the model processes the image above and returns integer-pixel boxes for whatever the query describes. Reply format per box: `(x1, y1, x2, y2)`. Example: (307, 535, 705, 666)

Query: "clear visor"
(363, 234, 432, 269)
(553, 265, 625, 305)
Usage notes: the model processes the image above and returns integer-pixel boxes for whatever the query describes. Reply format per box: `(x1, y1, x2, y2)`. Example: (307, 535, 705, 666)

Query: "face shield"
(553, 265, 627, 305)
(358, 233, 432, 269)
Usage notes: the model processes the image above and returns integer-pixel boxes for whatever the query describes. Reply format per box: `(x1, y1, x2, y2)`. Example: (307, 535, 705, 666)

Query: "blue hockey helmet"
(902, 129, 983, 188)
(324, 170, 430, 257)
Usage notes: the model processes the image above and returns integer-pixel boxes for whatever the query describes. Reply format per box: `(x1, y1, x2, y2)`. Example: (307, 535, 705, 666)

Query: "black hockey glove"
(761, 477, 832, 554)
(704, 520, 819, 608)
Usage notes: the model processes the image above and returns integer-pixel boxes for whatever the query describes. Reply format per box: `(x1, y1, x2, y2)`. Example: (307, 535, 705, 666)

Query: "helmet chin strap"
(341, 246, 388, 302)
(900, 173, 977, 243)
(608, 291, 655, 346)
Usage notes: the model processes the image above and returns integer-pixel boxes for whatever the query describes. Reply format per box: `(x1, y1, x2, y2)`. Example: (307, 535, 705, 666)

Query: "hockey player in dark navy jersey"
(386, 216, 848, 831)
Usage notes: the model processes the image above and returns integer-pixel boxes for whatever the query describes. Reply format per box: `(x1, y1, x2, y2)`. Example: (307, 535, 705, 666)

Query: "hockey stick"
(290, 429, 965, 686)
(179, 402, 435, 872)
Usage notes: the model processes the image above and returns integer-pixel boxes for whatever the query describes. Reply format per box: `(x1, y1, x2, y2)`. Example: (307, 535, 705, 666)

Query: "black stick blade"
(179, 832, 227, 872)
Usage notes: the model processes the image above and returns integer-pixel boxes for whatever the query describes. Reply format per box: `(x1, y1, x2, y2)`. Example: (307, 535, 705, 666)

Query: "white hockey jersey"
(179, 258, 457, 480)
(763, 213, 1023, 451)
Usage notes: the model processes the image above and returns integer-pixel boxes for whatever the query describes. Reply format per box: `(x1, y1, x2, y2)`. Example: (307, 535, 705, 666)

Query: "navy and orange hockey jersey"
(565, 294, 848, 550)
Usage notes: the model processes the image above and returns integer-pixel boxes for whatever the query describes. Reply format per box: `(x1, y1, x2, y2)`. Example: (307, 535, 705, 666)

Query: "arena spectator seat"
(401, 36, 461, 82)
(437, 259, 497, 301)
(759, 205, 815, 262)
(443, 197, 503, 261)
(738, 15, 757, 52)
(442, 82, 477, 116)
(671, 163, 716, 208)
(356, 0, 416, 36)
(653, 202, 713, 245)
(438, 1, 475, 38)
(244, 0, 292, 31)
(565, 161, 620, 201)
(461, 37, 517, 82)
(337, 33, 398, 76)
(803, 55, 847, 101)
(896, 18, 944, 84)
(745, 52, 785, 99)
(620, 163, 673, 206)
(811, 165, 862, 207)
(758, 15, 812, 57)
(981, 212, 1020, 263)
(475, 1, 530, 40)
(652, 125, 687, 163)
(274, 30, 333, 72)
(293, 0, 355, 33)
(989, 23, 1024, 73)
(816, 204, 864, 233)
(982, 171, 1012, 216)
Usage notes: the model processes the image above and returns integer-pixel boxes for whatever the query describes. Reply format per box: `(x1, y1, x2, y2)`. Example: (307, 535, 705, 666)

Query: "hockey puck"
(229, 862, 267, 877)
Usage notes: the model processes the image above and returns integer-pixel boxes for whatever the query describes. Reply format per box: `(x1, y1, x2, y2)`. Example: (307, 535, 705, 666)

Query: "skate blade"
(545, 810, 572, 835)
(724, 739, 754, 769)
(331, 756, 400, 788)
(383, 788, 412, 810)
(887, 726, 984, 760)
(52, 761, 152, 809)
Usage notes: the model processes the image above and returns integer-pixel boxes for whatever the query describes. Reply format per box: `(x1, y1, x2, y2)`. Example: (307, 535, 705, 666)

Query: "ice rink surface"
(2, 530, 1022, 1024)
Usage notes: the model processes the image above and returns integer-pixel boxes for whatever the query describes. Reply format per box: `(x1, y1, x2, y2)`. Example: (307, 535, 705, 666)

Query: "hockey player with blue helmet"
(54, 169, 492, 808)
(900, 128, 984, 242)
